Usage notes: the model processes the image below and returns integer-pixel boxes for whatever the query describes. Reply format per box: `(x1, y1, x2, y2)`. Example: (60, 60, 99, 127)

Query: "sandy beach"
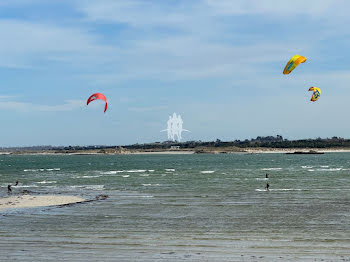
(0, 195, 85, 210)
(244, 148, 350, 154)
(130, 150, 195, 155)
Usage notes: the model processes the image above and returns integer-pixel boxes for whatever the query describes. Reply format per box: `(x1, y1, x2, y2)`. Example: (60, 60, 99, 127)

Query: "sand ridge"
(0, 195, 85, 210)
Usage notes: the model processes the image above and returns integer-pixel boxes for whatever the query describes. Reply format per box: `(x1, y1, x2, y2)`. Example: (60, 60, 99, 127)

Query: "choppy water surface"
(1, 153, 350, 261)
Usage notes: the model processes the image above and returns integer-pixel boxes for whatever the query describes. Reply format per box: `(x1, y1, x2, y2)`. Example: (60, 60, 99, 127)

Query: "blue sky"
(1, 0, 350, 146)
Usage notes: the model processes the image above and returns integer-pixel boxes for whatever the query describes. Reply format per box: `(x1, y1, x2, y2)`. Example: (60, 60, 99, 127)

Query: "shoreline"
(2, 148, 350, 155)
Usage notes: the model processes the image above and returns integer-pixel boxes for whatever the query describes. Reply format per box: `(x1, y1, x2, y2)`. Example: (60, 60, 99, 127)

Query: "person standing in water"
(266, 173, 269, 178)
(265, 182, 270, 191)
(7, 184, 12, 194)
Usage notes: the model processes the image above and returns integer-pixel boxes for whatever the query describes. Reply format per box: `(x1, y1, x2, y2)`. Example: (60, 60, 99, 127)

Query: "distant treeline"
(123, 135, 350, 150)
(2, 135, 350, 152)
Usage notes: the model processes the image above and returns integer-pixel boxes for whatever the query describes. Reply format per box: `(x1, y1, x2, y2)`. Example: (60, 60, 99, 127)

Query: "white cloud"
(0, 99, 84, 112)
(0, 19, 119, 68)
(0, 1, 342, 82)
(205, 0, 342, 16)
(79, 0, 191, 27)
(75, 0, 330, 83)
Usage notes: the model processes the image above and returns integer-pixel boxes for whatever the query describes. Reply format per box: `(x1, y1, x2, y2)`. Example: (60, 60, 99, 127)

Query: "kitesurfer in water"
(265, 182, 270, 191)
(14, 180, 18, 186)
(266, 173, 269, 178)
(7, 184, 12, 194)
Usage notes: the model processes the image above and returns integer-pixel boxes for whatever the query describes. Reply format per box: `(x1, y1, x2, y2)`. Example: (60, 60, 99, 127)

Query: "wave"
(317, 168, 342, 172)
(46, 168, 61, 171)
(84, 185, 104, 190)
(148, 170, 155, 172)
(122, 175, 130, 178)
(68, 185, 104, 190)
(81, 175, 101, 178)
(200, 171, 215, 174)
(24, 168, 60, 172)
(100, 171, 124, 175)
(270, 188, 303, 191)
(301, 166, 313, 169)
(142, 184, 160, 186)
(140, 174, 149, 177)
(255, 188, 303, 192)
(13, 185, 39, 188)
(37, 181, 57, 184)
(100, 170, 148, 174)
(261, 168, 282, 171)
(165, 169, 175, 172)
(308, 168, 342, 172)
(256, 178, 268, 181)
(121, 195, 154, 198)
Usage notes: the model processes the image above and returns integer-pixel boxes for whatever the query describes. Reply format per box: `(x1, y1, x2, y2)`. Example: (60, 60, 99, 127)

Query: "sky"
(1, 0, 350, 146)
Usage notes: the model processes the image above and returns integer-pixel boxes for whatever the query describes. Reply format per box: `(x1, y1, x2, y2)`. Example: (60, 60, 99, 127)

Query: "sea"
(1, 153, 350, 261)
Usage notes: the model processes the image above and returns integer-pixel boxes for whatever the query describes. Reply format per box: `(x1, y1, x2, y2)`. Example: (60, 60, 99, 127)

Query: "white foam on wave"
(100, 170, 124, 175)
(256, 178, 268, 181)
(69, 185, 104, 190)
(100, 169, 148, 175)
(122, 175, 130, 178)
(37, 181, 57, 184)
(261, 168, 282, 171)
(15, 185, 39, 188)
(121, 194, 154, 198)
(308, 169, 315, 172)
(317, 168, 342, 172)
(165, 169, 175, 172)
(200, 171, 215, 174)
(86, 185, 104, 190)
(301, 166, 313, 169)
(24, 168, 60, 172)
(255, 188, 302, 192)
(271, 188, 303, 191)
(320, 165, 329, 168)
(140, 174, 149, 177)
(142, 184, 160, 186)
(127, 170, 147, 173)
(148, 170, 155, 172)
(81, 175, 100, 178)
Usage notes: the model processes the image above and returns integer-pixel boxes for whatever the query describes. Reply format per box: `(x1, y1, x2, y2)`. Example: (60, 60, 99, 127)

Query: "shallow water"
(1, 153, 350, 261)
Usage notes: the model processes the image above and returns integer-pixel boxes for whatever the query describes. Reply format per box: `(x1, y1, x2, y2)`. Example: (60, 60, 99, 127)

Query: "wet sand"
(0, 195, 85, 210)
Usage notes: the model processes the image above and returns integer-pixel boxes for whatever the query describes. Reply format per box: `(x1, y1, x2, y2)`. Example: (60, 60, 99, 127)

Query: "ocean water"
(1, 153, 350, 261)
